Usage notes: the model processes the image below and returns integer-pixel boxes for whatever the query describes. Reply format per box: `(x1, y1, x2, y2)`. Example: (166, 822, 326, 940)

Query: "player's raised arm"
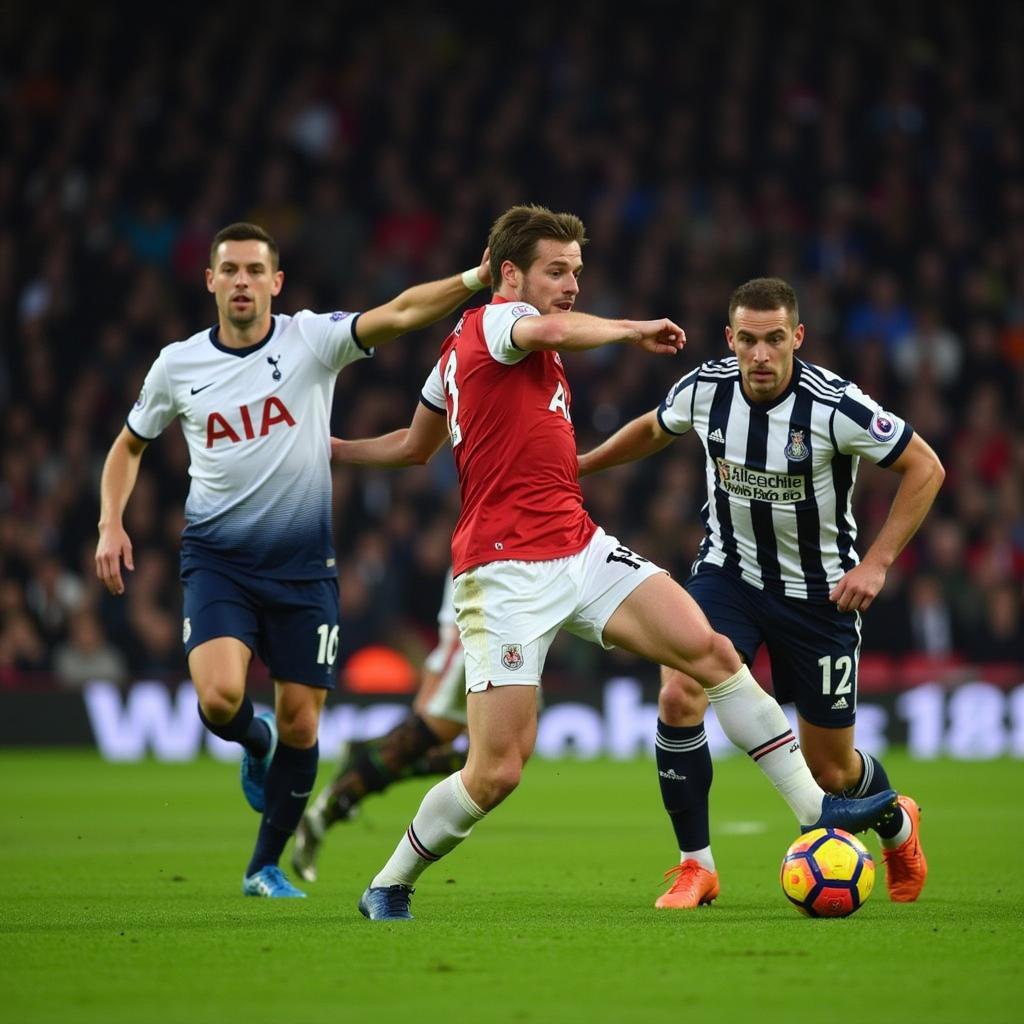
(577, 409, 675, 477)
(96, 427, 148, 595)
(511, 312, 685, 355)
(355, 249, 492, 348)
(829, 432, 945, 612)
(331, 401, 450, 468)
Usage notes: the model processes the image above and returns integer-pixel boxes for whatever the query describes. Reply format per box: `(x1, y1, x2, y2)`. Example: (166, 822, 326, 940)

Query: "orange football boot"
(655, 859, 720, 909)
(883, 795, 928, 902)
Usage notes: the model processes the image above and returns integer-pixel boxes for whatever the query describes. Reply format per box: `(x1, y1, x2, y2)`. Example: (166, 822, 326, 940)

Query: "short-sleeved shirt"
(657, 356, 912, 600)
(421, 297, 597, 576)
(127, 311, 371, 580)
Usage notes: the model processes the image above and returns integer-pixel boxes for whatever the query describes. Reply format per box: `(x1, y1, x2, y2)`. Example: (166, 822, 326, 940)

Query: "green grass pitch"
(1, 749, 1019, 1024)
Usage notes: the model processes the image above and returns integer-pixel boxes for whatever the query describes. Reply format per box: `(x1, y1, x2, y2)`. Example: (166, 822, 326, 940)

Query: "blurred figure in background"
(292, 567, 468, 883)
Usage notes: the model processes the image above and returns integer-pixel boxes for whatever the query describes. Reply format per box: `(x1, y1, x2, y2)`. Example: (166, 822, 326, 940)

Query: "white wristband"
(461, 267, 486, 291)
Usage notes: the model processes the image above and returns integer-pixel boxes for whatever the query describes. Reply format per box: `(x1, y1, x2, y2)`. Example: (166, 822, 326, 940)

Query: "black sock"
(845, 748, 904, 839)
(352, 713, 441, 793)
(198, 698, 271, 756)
(246, 741, 319, 876)
(656, 720, 713, 852)
(409, 743, 468, 778)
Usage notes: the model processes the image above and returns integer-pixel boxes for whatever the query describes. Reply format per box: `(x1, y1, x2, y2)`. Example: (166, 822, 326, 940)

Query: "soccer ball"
(780, 827, 875, 918)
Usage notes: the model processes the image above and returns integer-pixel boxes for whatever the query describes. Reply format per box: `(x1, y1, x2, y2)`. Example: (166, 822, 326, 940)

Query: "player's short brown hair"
(209, 222, 280, 271)
(728, 277, 799, 327)
(487, 204, 587, 284)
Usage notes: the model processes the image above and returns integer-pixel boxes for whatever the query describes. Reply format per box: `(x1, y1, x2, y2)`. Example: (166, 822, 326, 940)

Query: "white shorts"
(454, 527, 666, 692)
(421, 622, 467, 724)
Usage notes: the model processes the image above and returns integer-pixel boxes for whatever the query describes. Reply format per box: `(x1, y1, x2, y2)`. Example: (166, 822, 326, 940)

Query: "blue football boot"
(242, 865, 307, 898)
(240, 711, 277, 813)
(802, 788, 898, 834)
(358, 884, 414, 920)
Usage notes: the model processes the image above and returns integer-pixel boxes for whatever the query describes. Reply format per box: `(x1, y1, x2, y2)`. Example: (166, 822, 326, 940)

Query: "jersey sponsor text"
(715, 459, 807, 503)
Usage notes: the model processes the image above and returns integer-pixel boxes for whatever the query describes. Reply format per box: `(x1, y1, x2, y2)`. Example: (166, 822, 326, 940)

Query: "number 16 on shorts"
(316, 624, 339, 665)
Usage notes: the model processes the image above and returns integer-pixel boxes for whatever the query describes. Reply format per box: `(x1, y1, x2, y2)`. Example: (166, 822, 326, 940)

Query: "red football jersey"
(422, 297, 597, 576)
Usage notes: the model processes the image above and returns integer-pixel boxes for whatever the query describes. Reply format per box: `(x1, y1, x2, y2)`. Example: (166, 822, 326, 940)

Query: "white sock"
(371, 771, 486, 888)
(682, 846, 715, 872)
(706, 666, 824, 826)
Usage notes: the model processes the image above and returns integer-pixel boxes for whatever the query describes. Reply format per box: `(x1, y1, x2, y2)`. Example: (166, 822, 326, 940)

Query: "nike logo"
(190, 382, 216, 395)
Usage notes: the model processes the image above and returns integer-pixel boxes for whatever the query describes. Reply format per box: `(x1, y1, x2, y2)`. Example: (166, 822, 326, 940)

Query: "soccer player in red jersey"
(329, 205, 898, 920)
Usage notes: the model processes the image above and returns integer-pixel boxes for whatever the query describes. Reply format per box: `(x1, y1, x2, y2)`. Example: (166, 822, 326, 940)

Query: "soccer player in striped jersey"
(327, 209, 899, 921)
(578, 277, 944, 908)
(95, 222, 492, 898)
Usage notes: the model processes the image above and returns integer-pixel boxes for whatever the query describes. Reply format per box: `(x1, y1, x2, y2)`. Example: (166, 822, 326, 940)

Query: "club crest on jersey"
(329, 311, 353, 322)
(869, 411, 898, 442)
(784, 429, 809, 461)
(267, 354, 282, 381)
(501, 644, 524, 671)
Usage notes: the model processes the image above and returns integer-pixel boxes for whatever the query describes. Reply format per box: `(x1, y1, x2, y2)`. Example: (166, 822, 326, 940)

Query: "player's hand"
(632, 319, 686, 355)
(95, 525, 134, 596)
(829, 561, 886, 613)
(475, 247, 492, 288)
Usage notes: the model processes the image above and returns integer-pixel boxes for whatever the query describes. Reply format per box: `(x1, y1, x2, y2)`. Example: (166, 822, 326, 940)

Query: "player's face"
(206, 239, 284, 329)
(726, 306, 805, 402)
(513, 239, 582, 314)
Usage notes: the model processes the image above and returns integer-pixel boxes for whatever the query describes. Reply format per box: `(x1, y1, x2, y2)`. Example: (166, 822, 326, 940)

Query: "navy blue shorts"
(181, 568, 341, 689)
(684, 564, 860, 728)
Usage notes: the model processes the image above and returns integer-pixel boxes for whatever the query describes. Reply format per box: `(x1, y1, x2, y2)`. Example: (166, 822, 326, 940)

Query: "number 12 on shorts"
(818, 654, 853, 695)
(316, 624, 340, 665)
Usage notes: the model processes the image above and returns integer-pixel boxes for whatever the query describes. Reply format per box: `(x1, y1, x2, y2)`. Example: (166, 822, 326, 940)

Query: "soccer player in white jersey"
(326, 207, 898, 920)
(95, 222, 492, 898)
(291, 568, 469, 883)
(578, 277, 944, 908)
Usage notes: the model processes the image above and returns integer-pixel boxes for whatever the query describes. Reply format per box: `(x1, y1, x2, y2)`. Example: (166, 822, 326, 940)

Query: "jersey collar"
(209, 316, 278, 356)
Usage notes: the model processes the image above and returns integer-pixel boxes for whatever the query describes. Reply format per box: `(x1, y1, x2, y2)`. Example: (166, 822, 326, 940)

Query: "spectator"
(965, 582, 1024, 665)
(905, 575, 958, 658)
(52, 608, 129, 689)
(892, 306, 963, 390)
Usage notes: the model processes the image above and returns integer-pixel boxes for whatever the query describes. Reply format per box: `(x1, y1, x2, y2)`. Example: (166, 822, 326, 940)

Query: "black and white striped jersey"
(657, 357, 913, 601)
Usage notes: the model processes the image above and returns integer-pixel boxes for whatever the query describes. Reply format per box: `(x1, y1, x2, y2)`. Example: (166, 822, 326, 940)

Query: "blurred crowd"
(2, 1, 1023, 690)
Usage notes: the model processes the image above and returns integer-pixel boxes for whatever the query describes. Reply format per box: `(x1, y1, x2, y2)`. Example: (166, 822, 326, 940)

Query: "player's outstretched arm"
(355, 249, 492, 348)
(577, 409, 675, 477)
(330, 402, 449, 468)
(511, 312, 685, 355)
(96, 427, 148, 595)
(829, 432, 945, 612)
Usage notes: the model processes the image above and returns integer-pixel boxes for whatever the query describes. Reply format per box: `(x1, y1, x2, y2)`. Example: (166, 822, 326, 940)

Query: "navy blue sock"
(246, 741, 319, 876)
(656, 720, 713, 852)
(845, 748, 904, 839)
(198, 697, 271, 756)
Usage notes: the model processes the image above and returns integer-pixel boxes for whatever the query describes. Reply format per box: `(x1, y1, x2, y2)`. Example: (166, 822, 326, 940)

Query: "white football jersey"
(127, 311, 371, 579)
